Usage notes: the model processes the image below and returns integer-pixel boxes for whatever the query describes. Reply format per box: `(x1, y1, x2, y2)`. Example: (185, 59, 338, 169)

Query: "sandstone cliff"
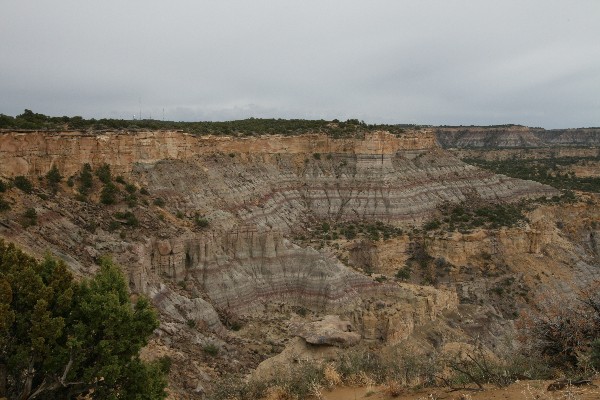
(435, 126, 600, 149)
(0, 128, 579, 398)
(0, 130, 435, 178)
(0, 129, 558, 317)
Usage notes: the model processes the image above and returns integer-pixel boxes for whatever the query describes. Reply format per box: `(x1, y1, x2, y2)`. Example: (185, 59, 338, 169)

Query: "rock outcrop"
(0, 130, 435, 178)
(435, 126, 600, 149)
(0, 130, 557, 232)
(350, 284, 459, 344)
(0, 128, 558, 318)
(291, 315, 361, 347)
(146, 229, 373, 314)
(132, 143, 557, 233)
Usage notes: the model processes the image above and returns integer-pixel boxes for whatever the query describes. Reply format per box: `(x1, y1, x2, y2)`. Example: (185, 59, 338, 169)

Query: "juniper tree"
(45, 165, 62, 195)
(0, 241, 168, 399)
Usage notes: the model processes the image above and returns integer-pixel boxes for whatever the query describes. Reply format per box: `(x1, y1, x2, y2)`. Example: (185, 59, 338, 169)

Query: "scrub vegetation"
(0, 110, 425, 138)
(464, 156, 600, 193)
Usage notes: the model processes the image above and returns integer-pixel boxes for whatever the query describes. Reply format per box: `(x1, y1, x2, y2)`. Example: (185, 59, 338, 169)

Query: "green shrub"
(343, 225, 357, 239)
(203, 343, 219, 356)
(13, 176, 33, 194)
(126, 194, 138, 207)
(395, 267, 411, 280)
(45, 165, 62, 194)
(0, 242, 168, 399)
(96, 163, 112, 184)
(78, 163, 94, 195)
(125, 183, 136, 194)
(100, 182, 119, 205)
(114, 211, 139, 227)
(0, 196, 10, 212)
(75, 166, 92, 196)
(0, 110, 415, 138)
(22, 207, 37, 227)
(591, 339, 600, 370)
(0, 179, 7, 192)
(408, 241, 432, 269)
(424, 219, 441, 231)
(108, 220, 120, 231)
(153, 197, 166, 207)
(195, 216, 209, 228)
(428, 200, 529, 232)
(464, 157, 600, 194)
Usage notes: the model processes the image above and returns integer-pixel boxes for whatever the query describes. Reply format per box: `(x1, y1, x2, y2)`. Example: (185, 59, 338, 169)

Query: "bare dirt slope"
(324, 379, 600, 400)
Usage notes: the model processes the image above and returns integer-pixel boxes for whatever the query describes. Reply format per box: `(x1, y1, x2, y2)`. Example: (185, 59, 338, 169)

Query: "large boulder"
(293, 315, 361, 347)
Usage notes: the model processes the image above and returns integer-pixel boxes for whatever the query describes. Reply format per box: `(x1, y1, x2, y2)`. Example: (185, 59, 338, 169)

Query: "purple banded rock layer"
(135, 148, 556, 233)
(148, 229, 374, 314)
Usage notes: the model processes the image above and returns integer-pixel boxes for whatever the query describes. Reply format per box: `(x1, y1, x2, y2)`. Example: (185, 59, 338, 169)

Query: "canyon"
(0, 125, 598, 399)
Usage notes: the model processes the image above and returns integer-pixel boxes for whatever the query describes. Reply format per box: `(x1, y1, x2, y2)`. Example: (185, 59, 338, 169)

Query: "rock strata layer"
(146, 229, 373, 314)
(0, 129, 559, 318)
(435, 126, 600, 149)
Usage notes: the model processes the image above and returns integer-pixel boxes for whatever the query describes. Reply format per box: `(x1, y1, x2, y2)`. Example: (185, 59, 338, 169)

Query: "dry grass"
(323, 363, 342, 389)
(346, 371, 376, 387)
(521, 382, 584, 400)
(308, 380, 324, 399)
(383, 379, 404, 397)
(415, 395, 439, 400)
(264, 385, 295, 400)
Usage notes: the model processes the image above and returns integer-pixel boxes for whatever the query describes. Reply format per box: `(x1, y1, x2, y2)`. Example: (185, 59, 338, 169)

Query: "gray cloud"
(1, 0, 599, 128)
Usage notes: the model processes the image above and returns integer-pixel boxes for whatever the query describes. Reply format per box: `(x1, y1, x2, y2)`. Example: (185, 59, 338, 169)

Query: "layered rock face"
(0, 129, 558, 319)
(0, 130, 434, 178)
(349, 284, 458, 344)
(132, 139, 556, 233)
(3, 128, 594, 397)
(449, 147, 600, 162)
(435, 126, 600, 149)
(148, 229, 373, 314)
(0, 130, 196, 178)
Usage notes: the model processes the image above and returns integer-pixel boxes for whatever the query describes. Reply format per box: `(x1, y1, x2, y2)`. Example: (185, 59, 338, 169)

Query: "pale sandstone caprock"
(0, 130, 434, 178)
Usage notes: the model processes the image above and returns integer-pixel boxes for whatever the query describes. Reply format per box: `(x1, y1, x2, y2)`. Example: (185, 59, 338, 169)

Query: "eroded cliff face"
(0, 129, 559, 318)
(0, 131, 556, 229)
(130, 142, 556, 234)
(0, 130, 435, 178)
(0, 129, 577, 398)
(449, 147, 600, 162)
(147, 229, 373, 314)
(359, 200, 600, 320)
(435, 126, 600, 149)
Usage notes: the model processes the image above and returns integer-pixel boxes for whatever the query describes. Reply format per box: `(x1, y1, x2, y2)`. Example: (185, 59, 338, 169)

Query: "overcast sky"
(1, 1, 599, 128)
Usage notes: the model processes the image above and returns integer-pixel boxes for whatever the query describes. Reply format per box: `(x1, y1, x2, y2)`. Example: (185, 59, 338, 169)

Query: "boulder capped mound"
(292, 315, 361, 347)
